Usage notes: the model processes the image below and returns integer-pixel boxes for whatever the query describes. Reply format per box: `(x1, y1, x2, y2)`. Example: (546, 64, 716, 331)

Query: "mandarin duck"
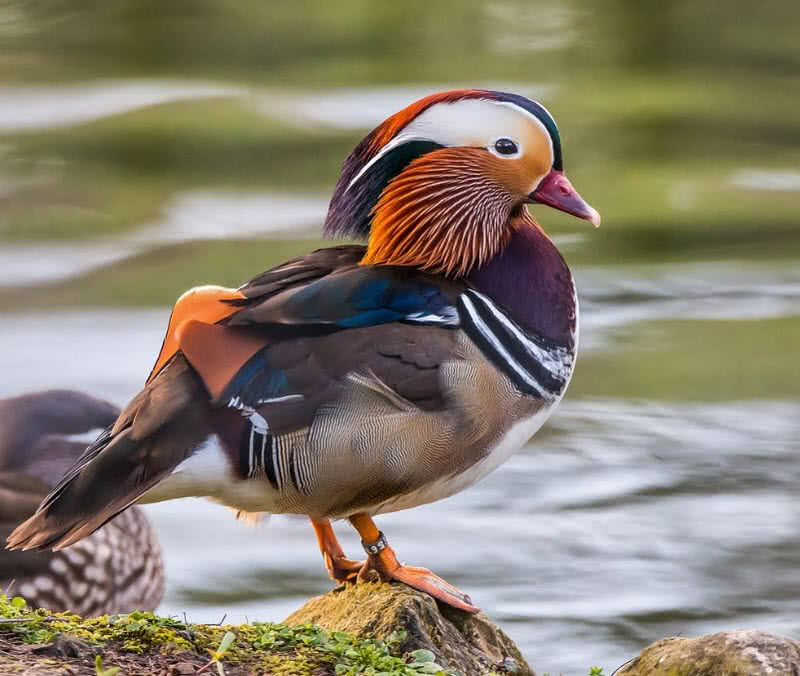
(9, 90, 599, 613)
(0, 390, 164, 614)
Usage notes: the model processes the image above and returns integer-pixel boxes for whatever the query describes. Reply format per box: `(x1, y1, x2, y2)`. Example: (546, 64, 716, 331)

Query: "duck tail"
(7, 355, 210, 552)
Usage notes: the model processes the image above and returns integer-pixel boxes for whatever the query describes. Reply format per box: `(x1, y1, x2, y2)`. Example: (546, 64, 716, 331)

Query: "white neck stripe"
(466, 289, 572, 380)
(459, 292, 550, 398)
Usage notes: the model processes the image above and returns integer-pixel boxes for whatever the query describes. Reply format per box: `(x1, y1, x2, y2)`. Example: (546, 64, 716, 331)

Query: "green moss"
(0, 595, 193, 653)
(0, 593, 453, 675)
(54, 612, 192, 654)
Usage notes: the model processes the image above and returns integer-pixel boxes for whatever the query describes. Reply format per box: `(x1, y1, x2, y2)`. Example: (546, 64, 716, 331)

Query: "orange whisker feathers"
(361, 148, 516, 277)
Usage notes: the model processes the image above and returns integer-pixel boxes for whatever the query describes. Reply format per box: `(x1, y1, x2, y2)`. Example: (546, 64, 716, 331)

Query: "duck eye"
(493, 138, 518, 156)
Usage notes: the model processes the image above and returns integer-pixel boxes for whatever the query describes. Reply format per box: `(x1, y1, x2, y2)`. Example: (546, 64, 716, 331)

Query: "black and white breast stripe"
(457, 289, 573, 399)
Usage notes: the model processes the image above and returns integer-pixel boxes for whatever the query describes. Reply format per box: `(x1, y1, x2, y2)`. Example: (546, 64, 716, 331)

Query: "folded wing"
(9, 246, 467, 549)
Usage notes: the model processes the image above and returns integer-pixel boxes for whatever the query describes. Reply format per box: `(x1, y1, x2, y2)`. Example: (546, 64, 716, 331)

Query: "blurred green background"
(1, 0, 798, 400)
(2, 0, 798, 254)
(1, 2, 799, 674)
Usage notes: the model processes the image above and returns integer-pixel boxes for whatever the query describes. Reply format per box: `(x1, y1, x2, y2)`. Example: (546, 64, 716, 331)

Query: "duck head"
(324, 89, 600, 277)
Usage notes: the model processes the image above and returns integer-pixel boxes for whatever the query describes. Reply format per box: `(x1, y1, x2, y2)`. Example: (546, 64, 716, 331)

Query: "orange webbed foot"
(356, 533, 479, 613)
(314, 515, 480, 613)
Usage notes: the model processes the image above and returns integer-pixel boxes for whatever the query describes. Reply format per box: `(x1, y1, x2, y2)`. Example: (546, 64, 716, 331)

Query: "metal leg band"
(362, 531, 389, 556)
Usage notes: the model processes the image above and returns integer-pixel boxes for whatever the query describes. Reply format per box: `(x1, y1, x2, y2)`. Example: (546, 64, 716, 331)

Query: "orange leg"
(311, 518, 364, 583)
(348, 513, 479, 613)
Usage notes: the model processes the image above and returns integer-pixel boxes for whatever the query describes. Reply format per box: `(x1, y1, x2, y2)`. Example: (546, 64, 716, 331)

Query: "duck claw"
(323, 551, 365, 584)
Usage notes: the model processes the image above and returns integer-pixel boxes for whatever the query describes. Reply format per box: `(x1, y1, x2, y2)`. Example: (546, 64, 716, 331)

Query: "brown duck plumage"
(0, 390, 164, 614)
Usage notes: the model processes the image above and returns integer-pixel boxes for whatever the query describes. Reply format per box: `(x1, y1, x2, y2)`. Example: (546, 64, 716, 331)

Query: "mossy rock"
(0, 584, 530, 675)
(285, 581, 532, 676)
(619, 630, 800, 676)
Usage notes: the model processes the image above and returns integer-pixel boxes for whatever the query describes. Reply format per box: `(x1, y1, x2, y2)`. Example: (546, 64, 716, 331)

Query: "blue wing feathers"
(219, 265, 462, 411)
(285, 270, 459, 329)
(221, 350, 293, 407)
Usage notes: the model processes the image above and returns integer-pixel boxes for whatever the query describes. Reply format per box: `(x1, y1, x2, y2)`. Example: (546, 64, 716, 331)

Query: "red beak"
(530, 169, 601, 227)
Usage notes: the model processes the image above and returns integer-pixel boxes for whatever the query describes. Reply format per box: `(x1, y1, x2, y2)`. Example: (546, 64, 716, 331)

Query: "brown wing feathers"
(8, 246, 459, 552)
(234, 246, 365, 301)
(7, 249, 363, 552)
(7, 356, 210, 551)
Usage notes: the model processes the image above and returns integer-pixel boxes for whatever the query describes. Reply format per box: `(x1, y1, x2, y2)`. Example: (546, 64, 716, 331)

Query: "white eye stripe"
(345, 97, 554, 193)
(345, 131, 429, 193)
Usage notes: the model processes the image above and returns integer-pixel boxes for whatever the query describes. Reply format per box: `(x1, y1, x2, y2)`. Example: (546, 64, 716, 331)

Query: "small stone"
(503, 656, 520, 673)
(170, 662, 197, 675)
(27, 636, 90, 658)
(618, 630, 800, 676)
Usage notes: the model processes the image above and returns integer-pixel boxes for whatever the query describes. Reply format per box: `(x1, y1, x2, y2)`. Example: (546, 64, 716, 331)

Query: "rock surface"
(0, 582, 533, 675)
(286, 581, 533, 675)
(619, 630, 800, 676)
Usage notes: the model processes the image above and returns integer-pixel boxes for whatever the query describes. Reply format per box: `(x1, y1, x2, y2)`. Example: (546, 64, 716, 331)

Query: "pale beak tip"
(587, 207, 601, 228)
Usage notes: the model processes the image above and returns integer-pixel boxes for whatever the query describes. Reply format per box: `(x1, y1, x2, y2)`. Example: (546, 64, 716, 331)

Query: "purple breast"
(467, 225, 576, 347)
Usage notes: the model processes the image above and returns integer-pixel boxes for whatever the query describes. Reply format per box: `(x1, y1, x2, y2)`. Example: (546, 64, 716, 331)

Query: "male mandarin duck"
(0, 390, 164, 614)
(9, 90, 599, 613)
